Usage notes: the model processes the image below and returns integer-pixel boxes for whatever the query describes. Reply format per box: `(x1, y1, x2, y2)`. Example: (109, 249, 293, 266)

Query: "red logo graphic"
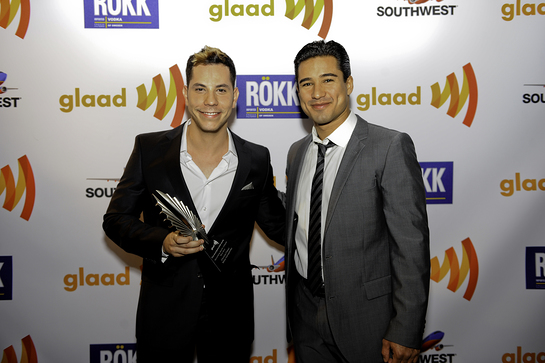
(1, 155, 35, 221)
(2, 335, 37, 363)
(285, 0, 333, 39)
(0, 0, 31, 39)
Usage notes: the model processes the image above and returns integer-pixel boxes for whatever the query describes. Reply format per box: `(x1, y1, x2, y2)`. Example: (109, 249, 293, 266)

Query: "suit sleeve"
(380, 132, 430, 349)
(102, 135, 170, 262)
(254, 149, 286, 246)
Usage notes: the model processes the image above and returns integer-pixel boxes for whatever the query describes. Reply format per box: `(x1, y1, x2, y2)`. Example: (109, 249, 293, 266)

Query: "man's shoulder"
(230, 129, 269, 155)
(135, 125, 181, 142)
(354, 114, 407, 141)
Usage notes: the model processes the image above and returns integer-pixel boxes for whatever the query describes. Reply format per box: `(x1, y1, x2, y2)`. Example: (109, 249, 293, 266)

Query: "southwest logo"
(83, 0, 159, 29)
(285, 0, 333, 39)
(0, 72, 21, 108)
(430, 237, 479, 301)
(136, 64, 186, 128)
(90, 344, 136, 363)
(236, 75, 305, 119)
(1, 155, 35, 221)
(1, 335, 37, 363)
(525, 246, 545, 289)
(420, 162, 453, 204)
(0, 256, 13, 300)
(405, 0, 444, 3)
(431, 63, 478, 127)
(0, 0, 30, 39)
(253, 255, 285, 285)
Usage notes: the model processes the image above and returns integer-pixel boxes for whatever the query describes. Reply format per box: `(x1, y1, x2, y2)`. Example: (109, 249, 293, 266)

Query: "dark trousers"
(292, 278, 350, 363)
(137, 290, 252, 363)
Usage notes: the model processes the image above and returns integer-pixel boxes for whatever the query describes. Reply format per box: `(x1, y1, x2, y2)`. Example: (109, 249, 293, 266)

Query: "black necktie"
(307, 141, 336, 295)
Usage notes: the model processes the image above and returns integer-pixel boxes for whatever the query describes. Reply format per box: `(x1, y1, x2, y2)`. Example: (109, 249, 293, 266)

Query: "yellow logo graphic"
(285, 0, 333, 39)
(136, 64, 186, 128)
(430, 237, 479, 301)
(1, 335, 37, 363)
(0, 155, 35, 221)
(431, 63, 478, 127)
(0, 0, 31, 39)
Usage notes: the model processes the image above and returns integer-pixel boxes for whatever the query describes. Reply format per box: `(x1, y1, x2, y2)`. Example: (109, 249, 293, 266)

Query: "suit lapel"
(287, 135, 312, 218)
(325, 116, 369, 232)
(161, 123, 199, 217)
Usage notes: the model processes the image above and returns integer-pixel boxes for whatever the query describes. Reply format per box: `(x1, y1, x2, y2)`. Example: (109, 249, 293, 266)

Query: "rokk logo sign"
(0, 0, 30, 39)
(0, 256, 13, 300)
(430, 237, 479, 301)
(1, 155, 35, 221)
(420, 162, 453, 204)
(83, 0, 159, 28)
(526, 246, 545, 289)
(237, 75, 305, 119)
(137, 64, 186, 128)
(356, 63, 478, 128)
(1, 335, 37, 363)
(90, 344, 136, 363)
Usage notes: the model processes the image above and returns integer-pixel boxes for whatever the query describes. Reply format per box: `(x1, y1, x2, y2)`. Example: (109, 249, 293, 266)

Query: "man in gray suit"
(284, 40, 430, 363)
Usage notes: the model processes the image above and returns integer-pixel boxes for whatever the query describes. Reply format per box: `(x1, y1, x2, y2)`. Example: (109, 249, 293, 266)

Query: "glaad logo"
(83, 0, 159, 29)
(502, 347, 545, 363)
(137, 64, 186, 128)
(525, 246, 545, 289)
(2, 335, 37, 363)
(431, 63, 478, 127)
(0, 256, 13, 300)
(209, 0, 274, 22)
(420, 162, 453, 204)
(90, 344, 136, 363)
(285, 0, 333, 39)
(0, 0, 30, 39)
(237, 75, 304, 119)
(430, 237, 479, 301)
(500, 173, 545, 197)
(59, 88, 126, 113)
(501, 1, 545, 21)
(1, 155, 35, 221)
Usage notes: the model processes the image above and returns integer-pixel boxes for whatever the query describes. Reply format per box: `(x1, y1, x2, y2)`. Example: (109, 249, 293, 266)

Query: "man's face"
(183, 64, 239, 134)
(297, 56, 353, 132)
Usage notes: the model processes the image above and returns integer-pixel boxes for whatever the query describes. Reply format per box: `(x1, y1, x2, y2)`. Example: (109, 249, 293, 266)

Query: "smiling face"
(183, 63, 239, 134)
(297, 55, 353, 138)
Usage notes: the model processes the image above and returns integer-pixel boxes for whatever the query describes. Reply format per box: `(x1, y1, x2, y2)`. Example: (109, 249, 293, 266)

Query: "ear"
(182, 85, 189, 102)
(346, 75, 354, 96)
(232, 87, 239, 108)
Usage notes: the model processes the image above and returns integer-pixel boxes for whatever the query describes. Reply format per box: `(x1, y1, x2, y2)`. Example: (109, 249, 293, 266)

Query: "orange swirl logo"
(1, 335, 37, 363)
(285, 0, 333, 39)
(430, 237, 479, 301)
(0, 0, 31, 39)
(0, 155, 35, 221)
(431, 63, 478, 127)
(136, 64, 186, 128)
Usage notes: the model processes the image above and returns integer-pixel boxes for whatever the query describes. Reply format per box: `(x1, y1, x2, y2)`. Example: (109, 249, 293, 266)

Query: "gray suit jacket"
(285, 115, 430, 362)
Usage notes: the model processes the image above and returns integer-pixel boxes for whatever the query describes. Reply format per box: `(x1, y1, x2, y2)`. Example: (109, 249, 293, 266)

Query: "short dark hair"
(294, 40, 351, 82)
(186, 46, 237, 87)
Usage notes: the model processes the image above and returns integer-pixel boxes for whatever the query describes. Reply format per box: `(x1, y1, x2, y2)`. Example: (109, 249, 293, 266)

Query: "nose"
(204, 91, 218, 106)
(312, 83, 325, 99)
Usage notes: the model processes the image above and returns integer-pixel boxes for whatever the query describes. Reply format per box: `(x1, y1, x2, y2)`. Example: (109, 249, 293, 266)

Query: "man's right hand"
(162, 232, 204, 257)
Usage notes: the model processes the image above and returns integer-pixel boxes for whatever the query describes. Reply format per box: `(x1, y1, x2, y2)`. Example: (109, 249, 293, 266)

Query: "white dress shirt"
(294, 111, 357, 278)
(162, 120, 237, 262)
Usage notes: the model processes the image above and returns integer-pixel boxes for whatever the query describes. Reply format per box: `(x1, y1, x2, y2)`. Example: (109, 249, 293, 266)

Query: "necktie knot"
(316, 141, 336, 158)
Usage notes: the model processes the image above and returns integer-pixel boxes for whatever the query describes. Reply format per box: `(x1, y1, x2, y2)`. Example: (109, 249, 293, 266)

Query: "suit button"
(197, 273, 203, 279)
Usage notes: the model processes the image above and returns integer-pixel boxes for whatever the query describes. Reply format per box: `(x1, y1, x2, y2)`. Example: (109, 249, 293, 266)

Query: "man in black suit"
(103, 46, 285, 362)
(284, 40, 430, 363)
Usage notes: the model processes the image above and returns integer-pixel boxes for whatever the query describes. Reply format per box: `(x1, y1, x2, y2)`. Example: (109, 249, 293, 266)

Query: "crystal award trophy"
(153, 190, 234, 272)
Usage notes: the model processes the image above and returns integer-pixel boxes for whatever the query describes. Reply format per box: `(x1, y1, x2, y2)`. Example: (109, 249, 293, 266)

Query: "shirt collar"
(311, 110, 357, 148)
(181, 120, 237, 161)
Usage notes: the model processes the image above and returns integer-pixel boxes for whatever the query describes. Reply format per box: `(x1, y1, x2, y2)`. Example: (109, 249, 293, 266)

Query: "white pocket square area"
(241, 182, 254, 191)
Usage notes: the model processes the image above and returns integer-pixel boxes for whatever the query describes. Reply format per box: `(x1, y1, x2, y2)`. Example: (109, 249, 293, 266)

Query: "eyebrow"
(298, 73, 339, 85)
(191, 83, 231, 89)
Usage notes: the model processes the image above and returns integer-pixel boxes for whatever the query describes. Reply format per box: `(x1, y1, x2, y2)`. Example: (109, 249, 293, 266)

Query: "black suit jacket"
(103, 123, 285, 349)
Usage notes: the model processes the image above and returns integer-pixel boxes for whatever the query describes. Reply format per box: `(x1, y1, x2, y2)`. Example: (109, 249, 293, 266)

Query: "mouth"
(199, 110, 221, 117)
(310, 102, 330, 110)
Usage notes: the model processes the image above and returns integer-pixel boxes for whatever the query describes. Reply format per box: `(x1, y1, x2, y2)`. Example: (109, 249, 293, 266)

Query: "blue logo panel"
(90, 344, 137, 362)
(420, 162, 453, 204)
(84, 0, 159, 29)
(236, 75, 306, 119)
(0, 256, 13, 300)
(526, 247, 545, 289)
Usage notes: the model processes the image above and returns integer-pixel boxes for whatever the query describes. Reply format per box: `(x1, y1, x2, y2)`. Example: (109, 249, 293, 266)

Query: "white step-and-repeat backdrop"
(1, 1, 544, 362)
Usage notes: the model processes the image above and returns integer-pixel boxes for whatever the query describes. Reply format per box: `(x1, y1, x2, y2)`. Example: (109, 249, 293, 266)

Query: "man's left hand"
(381, 339, 420, 363)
